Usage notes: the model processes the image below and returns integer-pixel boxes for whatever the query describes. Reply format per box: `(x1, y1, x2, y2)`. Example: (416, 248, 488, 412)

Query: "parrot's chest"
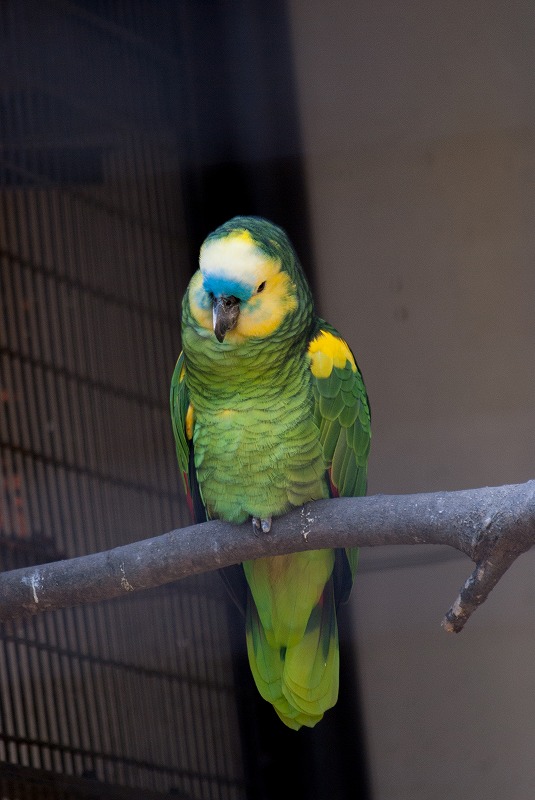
(189, 378, 327, 523)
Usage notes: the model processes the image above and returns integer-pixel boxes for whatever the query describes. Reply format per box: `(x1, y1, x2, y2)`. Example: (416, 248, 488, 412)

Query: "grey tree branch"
(0, 480, 534, 632)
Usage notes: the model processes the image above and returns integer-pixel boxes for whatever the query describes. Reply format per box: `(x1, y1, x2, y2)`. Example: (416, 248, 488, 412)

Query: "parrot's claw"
(252, 516, 272, 534)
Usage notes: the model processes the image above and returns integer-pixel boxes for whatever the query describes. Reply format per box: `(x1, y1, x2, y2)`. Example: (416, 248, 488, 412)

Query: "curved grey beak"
(213, 295, 240, 342)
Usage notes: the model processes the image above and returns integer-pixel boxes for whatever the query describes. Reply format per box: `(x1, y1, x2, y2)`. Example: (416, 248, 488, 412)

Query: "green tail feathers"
(244, 553, 340, 730)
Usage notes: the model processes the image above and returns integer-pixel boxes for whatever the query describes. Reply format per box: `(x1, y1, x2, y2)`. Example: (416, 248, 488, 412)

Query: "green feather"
(319, 417, 341, 457)
(319, 390, 345, 421)
(283, 582, 339, 716)
(339, 400, 359, 428)
(288, 462, 326, 485)
(244, 553, 339, 728)
(330, 433, 346, 487)
(355, 470, 368, 496)
(169, 353, 190, 488)
(353, 419, 371, 456)
(316, 371, 342, 398)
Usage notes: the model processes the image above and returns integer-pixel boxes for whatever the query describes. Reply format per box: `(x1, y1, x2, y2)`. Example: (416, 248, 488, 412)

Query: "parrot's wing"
(170, 352, 189, 482)
(170, 353, 207, 523)
(308, 323, 371, 601)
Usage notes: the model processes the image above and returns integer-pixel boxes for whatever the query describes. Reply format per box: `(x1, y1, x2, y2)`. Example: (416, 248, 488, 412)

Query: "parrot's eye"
(256, 281, 266, 294)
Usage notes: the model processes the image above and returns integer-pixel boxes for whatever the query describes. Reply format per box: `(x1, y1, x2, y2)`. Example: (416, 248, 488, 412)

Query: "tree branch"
(0, 481, 534, 632)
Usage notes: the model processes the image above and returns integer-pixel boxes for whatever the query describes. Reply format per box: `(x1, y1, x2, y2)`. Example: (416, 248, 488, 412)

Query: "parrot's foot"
(252, 516, 272, 534)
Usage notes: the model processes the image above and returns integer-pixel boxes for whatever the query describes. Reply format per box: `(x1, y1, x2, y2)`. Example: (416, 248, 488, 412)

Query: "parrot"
(170, 216, 371, 730)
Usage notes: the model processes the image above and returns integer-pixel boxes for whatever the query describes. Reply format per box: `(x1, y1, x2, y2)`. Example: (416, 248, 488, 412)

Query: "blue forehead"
(202, 273, 254, 301)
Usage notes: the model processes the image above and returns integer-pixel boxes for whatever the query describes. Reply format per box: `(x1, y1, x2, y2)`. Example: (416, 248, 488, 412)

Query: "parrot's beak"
(213, 295, 240, 342)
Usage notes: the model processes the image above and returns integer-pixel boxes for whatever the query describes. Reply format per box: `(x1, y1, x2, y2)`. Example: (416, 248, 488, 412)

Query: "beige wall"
(289, 2, 535, 797)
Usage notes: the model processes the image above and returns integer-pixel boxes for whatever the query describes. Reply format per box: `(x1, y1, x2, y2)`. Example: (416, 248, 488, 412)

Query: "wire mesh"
(1, 2, 248, 797)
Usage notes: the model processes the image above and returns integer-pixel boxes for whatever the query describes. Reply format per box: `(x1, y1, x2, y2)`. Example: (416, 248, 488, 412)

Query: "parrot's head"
(187, 216, 313, 343)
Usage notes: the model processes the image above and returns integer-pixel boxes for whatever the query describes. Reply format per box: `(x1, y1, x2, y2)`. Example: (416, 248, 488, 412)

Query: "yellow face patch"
(233, 262, 297, 339)
(188, 239, 298, 340)
(308, 329, 357, 378)
(188, 271, 213, 331)
(225, 229, 255, 245)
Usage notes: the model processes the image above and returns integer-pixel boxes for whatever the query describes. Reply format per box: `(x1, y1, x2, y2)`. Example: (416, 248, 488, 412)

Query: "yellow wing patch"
(185, 403, 195, 440)
(308, 330, 357, 378)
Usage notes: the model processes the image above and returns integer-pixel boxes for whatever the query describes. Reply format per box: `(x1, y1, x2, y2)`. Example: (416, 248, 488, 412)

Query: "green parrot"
(170, 216, 371, 730)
